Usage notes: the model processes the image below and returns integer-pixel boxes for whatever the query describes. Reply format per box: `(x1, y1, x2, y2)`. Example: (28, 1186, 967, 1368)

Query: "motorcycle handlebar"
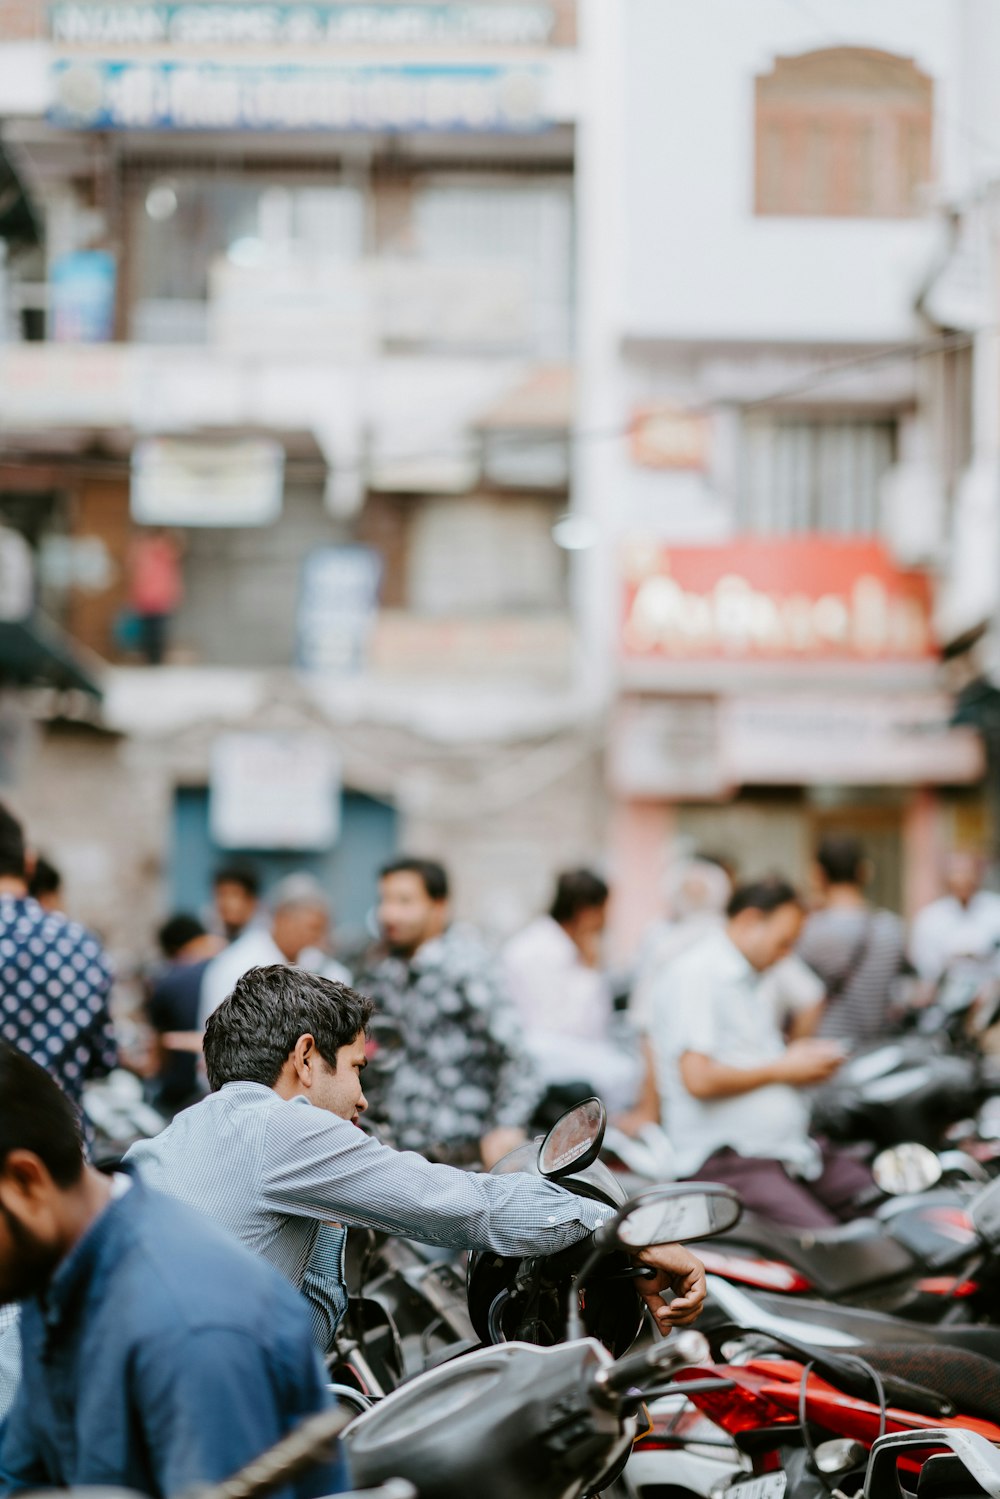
(592, 1330, 709, 1401)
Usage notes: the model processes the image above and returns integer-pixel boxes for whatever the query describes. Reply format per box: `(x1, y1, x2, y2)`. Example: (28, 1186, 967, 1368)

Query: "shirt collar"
(41, 1167, 141, 1336)
(714, 929, 759, 983)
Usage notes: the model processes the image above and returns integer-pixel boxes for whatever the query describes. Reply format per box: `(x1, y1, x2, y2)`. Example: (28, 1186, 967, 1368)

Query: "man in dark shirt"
(0, 804, 116, 1111)
(0, 1043, 345, 1499)
(146, 913, 219, 1114)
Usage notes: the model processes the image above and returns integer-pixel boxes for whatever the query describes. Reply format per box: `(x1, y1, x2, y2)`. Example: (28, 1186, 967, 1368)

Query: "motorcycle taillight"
(673, 1367, 796, 1435)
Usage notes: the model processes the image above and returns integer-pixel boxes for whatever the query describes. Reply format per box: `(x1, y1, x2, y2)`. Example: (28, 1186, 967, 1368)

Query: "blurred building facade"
(579, 0, 1000, 956)
(3, 0, 1000, 959)
(0, 0, 609, 953)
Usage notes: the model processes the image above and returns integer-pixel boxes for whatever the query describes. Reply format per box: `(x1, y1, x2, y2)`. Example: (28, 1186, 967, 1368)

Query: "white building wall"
(621, 0, 960, 343)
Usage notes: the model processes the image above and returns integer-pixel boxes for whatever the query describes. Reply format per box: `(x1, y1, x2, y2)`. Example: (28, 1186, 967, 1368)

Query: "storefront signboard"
(723, 693, 983, 787)
(630, 403, 711, 470)
(131, 437, 284, 526)
(210, 731, 340, 849)
(622, 537, 936, 664)
(49, 60, 548, 131)
(50, 3, 557, 48)
(610, 691, 983, 798)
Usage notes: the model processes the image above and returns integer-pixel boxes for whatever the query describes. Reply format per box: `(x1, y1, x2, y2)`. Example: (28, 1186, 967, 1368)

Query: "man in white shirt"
(910, 852, 1000, 984)
(199, 874, 349, 1028)
(503, 870, 642, 1115)
(650, 878, 871, 1230)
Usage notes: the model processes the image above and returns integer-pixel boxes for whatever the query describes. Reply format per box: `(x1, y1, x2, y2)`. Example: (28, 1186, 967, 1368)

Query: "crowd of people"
(2, 791, 1000, 1496)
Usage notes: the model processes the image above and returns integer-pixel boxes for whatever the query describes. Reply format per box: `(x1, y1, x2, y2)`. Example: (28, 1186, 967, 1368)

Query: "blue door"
(171, 785, 398, 950)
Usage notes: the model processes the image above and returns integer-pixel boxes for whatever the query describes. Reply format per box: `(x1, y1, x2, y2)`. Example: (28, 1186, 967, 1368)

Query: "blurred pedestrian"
(146, 915, 221, 1115)
(910, 850, 1000, 984)
(212, 863, 261, 944)
(127, 526, 183, 666)
(649, 878, 869, 1230)
(356, 857, 539, 1167)
(27, 855, 63, 914)
(502, 869, 642, 1115)
(797, 836, 907, 1048)
(630, 855, 734, 1031)
(0, 1043, 347, 1499)
(0, 802, 116, 1115)
(199, 874, 348, 1028)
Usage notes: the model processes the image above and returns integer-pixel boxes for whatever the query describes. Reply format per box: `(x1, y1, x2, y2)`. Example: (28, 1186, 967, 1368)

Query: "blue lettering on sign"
(48, 61, 549, 132)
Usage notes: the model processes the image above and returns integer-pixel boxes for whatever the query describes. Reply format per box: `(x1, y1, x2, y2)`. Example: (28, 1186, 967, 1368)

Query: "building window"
(738, 415, 896, 534)
(755, 47, 932, 218)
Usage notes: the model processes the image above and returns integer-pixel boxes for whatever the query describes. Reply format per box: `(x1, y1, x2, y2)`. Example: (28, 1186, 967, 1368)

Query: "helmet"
(466, 1139, 645, 1357)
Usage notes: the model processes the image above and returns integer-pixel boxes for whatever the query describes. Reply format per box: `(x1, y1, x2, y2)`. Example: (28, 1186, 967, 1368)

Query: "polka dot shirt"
(0, 895, 116, 1108)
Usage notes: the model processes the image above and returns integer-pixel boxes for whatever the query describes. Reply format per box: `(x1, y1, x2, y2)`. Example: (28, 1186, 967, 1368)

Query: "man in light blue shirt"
(128, 965, 707, 1349)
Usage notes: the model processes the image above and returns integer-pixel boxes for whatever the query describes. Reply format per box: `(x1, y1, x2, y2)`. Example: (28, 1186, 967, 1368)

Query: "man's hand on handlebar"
(632, 1243, 707, 1332)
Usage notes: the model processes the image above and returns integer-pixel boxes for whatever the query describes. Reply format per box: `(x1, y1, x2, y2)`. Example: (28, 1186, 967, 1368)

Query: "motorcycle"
(656, 1169, 1000, 1499)
(811, 955, 1000, 1156)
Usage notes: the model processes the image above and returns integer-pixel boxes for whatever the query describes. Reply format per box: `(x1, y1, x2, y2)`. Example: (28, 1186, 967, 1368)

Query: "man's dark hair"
(203, 965, 375, 1091)
(378, 857, 449, 901)
(550, 868, 609, 925)
(0, 1043, 84, 1188)
(727, 877, 801, 919)
(0, 804, 26, 882)
(28, 856, 61, 900)
(816, 835, 866, 887)
(158, 913, 206, 959)
(213, 863, 260, 898)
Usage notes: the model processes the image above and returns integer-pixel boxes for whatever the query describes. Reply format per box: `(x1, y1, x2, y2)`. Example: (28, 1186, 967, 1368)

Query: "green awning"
(0, 614, 103, 697)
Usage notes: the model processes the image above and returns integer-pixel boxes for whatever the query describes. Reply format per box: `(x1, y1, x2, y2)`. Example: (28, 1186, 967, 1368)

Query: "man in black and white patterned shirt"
(356, 858, 540, 1168)
(0, 804, 116, 1113)
(127, 965, 706, 1353)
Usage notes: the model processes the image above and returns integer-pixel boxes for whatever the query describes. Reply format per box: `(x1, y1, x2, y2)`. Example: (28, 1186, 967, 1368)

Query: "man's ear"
(290, 1034, 317, 1086)
(0, 1150, 49, 1207)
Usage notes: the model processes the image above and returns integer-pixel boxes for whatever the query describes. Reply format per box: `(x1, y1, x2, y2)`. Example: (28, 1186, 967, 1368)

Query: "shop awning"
(0, 614, 103, 698)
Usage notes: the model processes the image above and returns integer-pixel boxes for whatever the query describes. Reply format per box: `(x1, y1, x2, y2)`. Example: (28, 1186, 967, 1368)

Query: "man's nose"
(357, 1092, 369, 1114)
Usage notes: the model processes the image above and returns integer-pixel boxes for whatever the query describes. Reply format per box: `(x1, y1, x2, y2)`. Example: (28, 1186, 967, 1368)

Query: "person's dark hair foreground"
(0, 1042, 83, 1188)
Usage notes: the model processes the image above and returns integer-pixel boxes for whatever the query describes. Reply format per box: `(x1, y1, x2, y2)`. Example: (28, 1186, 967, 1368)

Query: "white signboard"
(50, 61, 548, 133)
(131, 437, 284, 526)
(210, 733, 339, 850)
(50, 3, 556, 49)
(722, 694, 984, 787)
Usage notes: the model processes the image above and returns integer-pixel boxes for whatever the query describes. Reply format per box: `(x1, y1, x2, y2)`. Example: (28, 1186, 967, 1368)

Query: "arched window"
(755, 47, 933, 218)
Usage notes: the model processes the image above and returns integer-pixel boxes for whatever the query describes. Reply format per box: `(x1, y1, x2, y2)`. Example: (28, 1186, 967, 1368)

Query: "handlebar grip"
(595, 1330, 709, 1398)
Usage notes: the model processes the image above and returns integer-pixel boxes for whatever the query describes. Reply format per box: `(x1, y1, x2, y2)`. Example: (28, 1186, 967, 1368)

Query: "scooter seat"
(726, 1286, 1000, 1370)
(721, 1211, 917, 1297)
(850, 1343, 1000, 1426)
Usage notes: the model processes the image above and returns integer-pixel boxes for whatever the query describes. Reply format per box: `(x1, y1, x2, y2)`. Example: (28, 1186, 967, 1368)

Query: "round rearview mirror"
(872, 1142, 943, 1197)
(615, 1185, 743, 1248)
(538, 1098, 607, 1180)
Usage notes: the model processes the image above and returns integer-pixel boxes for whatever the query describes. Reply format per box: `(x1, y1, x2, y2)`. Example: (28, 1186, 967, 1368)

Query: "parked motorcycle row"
(79, 953, 1000, 1499)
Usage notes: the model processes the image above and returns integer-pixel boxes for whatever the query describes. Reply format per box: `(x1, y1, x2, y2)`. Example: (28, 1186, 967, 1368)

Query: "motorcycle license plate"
(726, 1476, 787, 1499)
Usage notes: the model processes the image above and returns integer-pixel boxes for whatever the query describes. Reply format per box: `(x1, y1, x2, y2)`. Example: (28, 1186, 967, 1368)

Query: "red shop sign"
(622, 537, 936, 662)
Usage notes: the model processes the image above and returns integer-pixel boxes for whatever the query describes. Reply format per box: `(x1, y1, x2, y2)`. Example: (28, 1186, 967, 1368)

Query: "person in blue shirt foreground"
(0, 1043, 346, 1499)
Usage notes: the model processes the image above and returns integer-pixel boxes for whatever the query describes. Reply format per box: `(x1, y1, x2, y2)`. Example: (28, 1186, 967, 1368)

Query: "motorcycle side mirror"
(538, 1097, 607, 1180)
(606, 1184, 743, 1250)
(567, 1184, 742, 1340)
(871, 1142, 943, 1197)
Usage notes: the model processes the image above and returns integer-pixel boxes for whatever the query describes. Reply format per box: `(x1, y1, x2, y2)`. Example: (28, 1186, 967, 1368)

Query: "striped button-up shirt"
(126, 1082, 610, 1349)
